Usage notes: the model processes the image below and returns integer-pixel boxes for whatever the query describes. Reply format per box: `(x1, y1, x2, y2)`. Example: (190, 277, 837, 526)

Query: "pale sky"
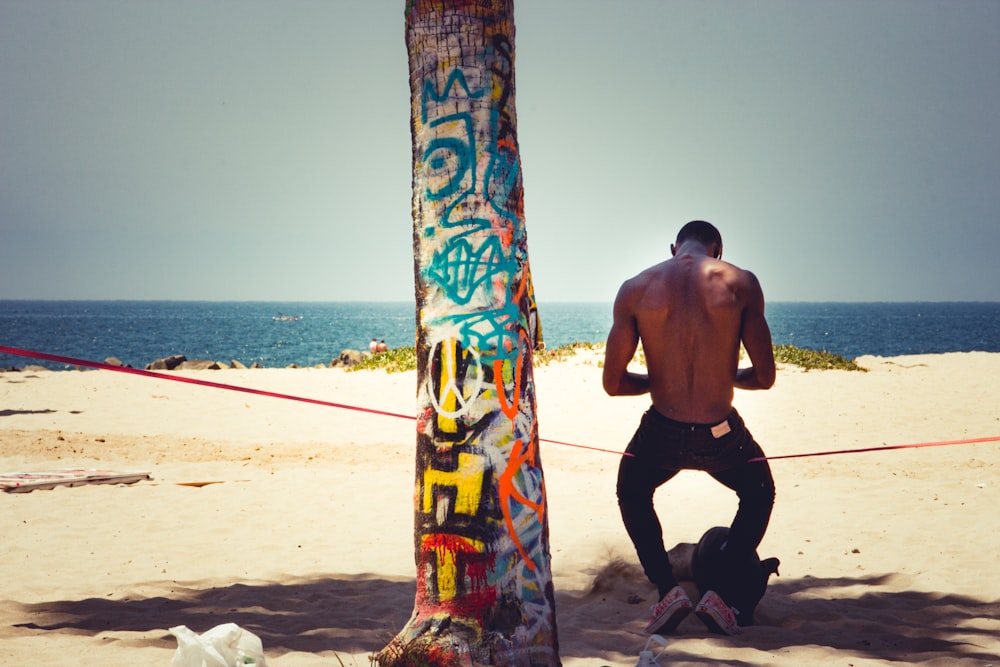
(2, 0, 998, 303)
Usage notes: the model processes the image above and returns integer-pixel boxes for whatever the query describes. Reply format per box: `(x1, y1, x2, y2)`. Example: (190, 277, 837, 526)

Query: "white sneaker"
(695, 590, 742, 635)
(645, 585, 692, 634)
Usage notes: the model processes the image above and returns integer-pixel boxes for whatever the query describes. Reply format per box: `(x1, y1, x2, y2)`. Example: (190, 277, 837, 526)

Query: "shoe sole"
(645, 602, 692, 634)
(695, 604, 741, 636)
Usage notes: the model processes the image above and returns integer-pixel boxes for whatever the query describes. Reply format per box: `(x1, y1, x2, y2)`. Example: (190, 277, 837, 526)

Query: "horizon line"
(1, 298, 999, 305)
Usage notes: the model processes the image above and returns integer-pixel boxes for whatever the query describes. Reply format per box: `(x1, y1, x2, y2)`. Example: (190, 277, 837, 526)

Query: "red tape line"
(0, 345, 631, 456)
(3, 345, 998, 461)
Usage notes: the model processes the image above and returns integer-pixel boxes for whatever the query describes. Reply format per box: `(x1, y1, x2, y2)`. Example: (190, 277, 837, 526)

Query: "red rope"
(749, 436, 1000, 462)
(3, 345, 998, 461)
(0, 345, 630, 456)
(0, 345, 412, 421)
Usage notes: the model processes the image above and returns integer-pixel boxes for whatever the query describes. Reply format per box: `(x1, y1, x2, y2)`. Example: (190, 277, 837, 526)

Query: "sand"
(1, 350, 998, 666)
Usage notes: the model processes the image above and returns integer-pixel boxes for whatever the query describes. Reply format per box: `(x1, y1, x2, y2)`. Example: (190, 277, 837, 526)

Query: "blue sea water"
(1, 300, 999, 370)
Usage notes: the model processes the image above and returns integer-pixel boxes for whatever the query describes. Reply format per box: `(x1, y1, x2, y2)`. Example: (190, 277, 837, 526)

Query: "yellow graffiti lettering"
(422, 534, 484, 602)
(422, 451, 485, 516)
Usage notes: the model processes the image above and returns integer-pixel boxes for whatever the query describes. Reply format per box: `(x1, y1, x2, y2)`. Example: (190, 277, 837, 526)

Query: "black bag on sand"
(692, 526, 780, 627)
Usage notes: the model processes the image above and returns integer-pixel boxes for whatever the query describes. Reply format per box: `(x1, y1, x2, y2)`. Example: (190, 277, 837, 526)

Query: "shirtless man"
(603, 220, 776, 636)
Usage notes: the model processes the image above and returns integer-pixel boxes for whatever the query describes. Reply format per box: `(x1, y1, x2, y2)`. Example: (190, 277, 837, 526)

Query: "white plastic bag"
(635, 634, 669, 666)
(169, 623, 268, 667)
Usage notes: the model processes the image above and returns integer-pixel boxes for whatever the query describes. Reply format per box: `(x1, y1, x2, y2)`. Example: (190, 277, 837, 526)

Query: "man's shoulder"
(715, 259, 760, 285)
(620, 263, 662, 291)
(716, 261, 765, 307)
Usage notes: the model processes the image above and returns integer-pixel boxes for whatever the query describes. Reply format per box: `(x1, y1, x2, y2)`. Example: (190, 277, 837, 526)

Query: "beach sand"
(1, 351, 998, 666)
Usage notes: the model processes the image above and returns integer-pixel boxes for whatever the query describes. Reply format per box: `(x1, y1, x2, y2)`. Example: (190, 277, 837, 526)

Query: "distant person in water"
(603, 220, 777, 636)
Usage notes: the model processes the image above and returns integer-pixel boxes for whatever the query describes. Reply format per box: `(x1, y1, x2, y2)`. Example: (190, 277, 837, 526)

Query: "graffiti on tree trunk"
(394, 1, 558, 663)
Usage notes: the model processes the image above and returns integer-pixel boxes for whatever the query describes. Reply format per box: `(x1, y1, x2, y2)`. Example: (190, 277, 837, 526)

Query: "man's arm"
(603, 282, 651, 396)
(735, 271, 776, 391)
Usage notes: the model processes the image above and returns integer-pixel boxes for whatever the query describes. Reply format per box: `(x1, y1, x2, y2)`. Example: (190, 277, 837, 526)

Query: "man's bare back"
(603, 223, 775, 423)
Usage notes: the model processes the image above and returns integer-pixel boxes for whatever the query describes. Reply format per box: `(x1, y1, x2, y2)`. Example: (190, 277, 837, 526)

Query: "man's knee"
(616, 477, 653, 511)
(740, 476, 775, 509)
(616, 481, 645, 505)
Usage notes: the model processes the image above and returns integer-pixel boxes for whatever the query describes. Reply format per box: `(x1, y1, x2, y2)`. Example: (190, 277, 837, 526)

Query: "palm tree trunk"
(377, 1, 557, 665)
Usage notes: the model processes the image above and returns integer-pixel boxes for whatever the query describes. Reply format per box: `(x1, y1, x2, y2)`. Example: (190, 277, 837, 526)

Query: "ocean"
(2, 300, 999, 371)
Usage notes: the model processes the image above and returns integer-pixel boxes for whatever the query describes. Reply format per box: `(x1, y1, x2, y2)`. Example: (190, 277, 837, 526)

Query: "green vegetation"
(772, 344, 867, 371)
(349, 346, 418, 373)
(534, 341, 601, 365)
(349, 342, 865, 373)
(349, 342, 602, 373)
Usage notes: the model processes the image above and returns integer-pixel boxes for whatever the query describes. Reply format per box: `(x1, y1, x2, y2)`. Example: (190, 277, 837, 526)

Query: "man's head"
(672, 220, 723, 259)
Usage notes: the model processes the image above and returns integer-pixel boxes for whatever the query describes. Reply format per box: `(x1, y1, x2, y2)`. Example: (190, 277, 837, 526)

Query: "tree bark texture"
(378, 1, 557, 666)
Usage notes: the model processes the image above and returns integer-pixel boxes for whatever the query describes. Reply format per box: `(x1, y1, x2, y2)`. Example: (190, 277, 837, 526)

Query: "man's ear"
(714, 244, 723, 259)
(670, 243, 677, 256)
